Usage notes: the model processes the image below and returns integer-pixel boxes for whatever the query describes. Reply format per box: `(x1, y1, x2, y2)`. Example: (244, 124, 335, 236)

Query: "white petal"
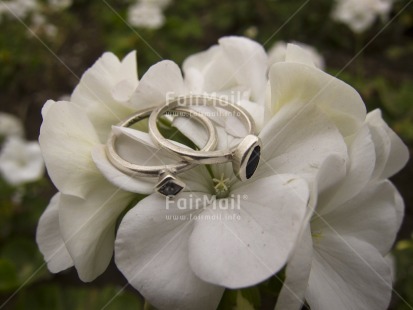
(59, 182, 133, 281)
(258, 102, 347, 184)
(111, 78, 138, 102)
(115, 193, 225, 310)
(236, 99, 265, 131)
(188, 175, 309, 288)
(218, 36, 268, 103)
(224, 113, 248, 138)
(268, 41, 325, 70)
(172, 115, 209, 149)
(318, 125, 375, 213)
(118, 50, 138, 82)
(312, 180, 403, 255)
(70, 52, 138, 142)
(275, 225, 313, 310)
(268, 62, 366, 137)
(39, 101, 101, 198)
(91, 145, 155, 194)
(36, 193, 74, 273)
(41, 99, 56, 118)
(179, 166, 213, 193)
(183, 45, 220, 79)
(183, 45, 234, 93)
(306, 236, 392, 310)
(284, 43, 318, 68)
(366, 109, 409, 179)
(130, 60, 186, 109)
(183, 36, 267, 104)
(315, 153, 347, 195)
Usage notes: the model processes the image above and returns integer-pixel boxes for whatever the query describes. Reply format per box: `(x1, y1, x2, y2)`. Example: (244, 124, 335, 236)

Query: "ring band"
(106, 107, 217, 196)
(148, 95, 261, 181)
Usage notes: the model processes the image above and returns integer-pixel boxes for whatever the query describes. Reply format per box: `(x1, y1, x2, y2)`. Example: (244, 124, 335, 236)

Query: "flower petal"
(183, 36, 267, 104)
(312, 180, 403, 255)
(366, 109, 409, 179)
(268, 62, 366, 137)
(236, 99, 265, 131)
(39, 101, 102, 198)
(172, 115, 210, 149)
(257, 102, 347, 184)
(275, 225, 313, 310)
(58, 182, 133, 281)
(318, 125, 375, 213)
(115, 193, 225, 310)
(130, 60, 186, 109)
(71, 52, 138, 142)
(284, 43, 319, 68)
(36, 193, 74, 273)
(218, 36, 267, 103)
(306, 236, 392, 310)
(188, 175, 309, 288)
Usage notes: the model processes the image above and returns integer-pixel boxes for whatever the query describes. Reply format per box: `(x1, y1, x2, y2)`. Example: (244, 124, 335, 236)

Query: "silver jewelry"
(106, 107, 217, 196)
(148, 95, 261, 181)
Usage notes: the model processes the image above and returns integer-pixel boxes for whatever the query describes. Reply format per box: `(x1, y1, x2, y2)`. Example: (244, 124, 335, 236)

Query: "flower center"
(212, 173, 231, 199)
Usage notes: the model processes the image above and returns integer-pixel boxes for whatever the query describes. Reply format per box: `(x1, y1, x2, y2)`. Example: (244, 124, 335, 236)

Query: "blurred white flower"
(0, 112, 24, 139)
(127, 2, 165, 29)
(0, 0, 38, 20)
(268, 41, 325, 70)
(331, 0, 394, 33)
(0, 137, 45, 185)
(30, 13, 58, 39)
(48, 0, 72, 11)
(140, 0, 171, 9)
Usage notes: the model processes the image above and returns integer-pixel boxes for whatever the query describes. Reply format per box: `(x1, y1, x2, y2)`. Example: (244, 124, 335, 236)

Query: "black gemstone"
(159, 180, 183, 196)
(246, 146, 260, 179)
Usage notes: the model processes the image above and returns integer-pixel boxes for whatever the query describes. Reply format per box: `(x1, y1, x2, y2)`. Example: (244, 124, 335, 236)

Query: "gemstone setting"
(232, 135, 262, 182)
(155, 172, 185, 197)
(246, 145, 260, 179)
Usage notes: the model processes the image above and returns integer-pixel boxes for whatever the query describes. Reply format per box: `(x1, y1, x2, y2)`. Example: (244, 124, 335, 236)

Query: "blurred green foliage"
(1, 0, 413, 309)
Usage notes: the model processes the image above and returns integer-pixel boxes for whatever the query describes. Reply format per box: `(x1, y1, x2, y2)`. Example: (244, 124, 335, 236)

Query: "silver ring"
(148, 95, 261, 181)
(106, 107, 217, 196)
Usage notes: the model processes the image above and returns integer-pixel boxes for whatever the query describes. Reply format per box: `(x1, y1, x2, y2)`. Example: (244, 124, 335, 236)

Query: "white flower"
(127, 2, 165, 29)
(0, 137, 45, 185)
(0, 112, 24, 139)
(331, 0, 394, 33)
(36, 51, 150, 281)
(0, 0, 38, 20)
(268, 40, 325, 70)
(48, 0, 72, 11)
(35, 38, 396, 310)
(140, 0, 171, 9)
(30, 13, 58, 39)
(274, 97, 408, 309)
(98, 40, 353, 309)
